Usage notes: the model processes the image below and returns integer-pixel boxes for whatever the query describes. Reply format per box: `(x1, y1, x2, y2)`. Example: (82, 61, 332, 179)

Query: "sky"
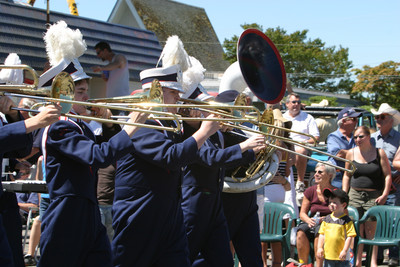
(29, 0, 400, 70)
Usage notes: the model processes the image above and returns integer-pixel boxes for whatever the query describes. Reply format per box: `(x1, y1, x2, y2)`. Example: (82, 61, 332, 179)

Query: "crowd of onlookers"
(260, 92, 400, 267)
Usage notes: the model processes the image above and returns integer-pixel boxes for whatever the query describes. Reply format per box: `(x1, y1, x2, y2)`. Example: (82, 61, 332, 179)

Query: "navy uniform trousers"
(38, 117, 134, 267)
(0, 118, 32, 267)
(222, 191, 262, 267)
(221, 131, 263, 267)
(112, 120, 200, 267)
(181, 129, 255, 266)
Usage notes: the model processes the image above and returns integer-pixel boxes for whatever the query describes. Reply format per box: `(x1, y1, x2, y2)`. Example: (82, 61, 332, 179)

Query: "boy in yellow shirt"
(317, 188, 357, 267)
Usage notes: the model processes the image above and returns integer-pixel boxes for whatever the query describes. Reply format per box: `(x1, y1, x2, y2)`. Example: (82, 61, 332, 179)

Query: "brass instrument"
(89, 96, 262, 123)
(220, 29, 356, 192)
(0, 65, 181, 132)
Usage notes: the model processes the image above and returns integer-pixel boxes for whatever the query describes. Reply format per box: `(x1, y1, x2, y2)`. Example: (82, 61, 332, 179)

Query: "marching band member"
(217, 90, 265, 267)
(0, 98, 61, 267)
(178, 56, 266, 266)
(0, 53, 61, 267)
(111, 65, 221, 267)
(37, 21, 148, 267)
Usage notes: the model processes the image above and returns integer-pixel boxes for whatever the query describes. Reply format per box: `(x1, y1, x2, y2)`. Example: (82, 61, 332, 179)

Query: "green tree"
(223, 24, 354, 94)
(352, 61, 400, 109)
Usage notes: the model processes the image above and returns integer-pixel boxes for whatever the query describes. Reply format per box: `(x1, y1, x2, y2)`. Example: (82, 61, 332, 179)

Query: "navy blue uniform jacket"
(181, 129, 255, 265)
(39, 117, 134, 267)
(112, 120, 199, 267)
(0, 118, 32, 267)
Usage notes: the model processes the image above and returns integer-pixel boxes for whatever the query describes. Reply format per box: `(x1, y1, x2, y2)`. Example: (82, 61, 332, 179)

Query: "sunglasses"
(353, 135, 365, 139)
(343, 117, 357, 122)
(290, 100, 301, 104)
(374, 114, 390, 120)
(315, 170, 324, 174)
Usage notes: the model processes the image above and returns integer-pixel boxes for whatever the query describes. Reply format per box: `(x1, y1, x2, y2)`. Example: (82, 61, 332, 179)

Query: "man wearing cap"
(327, 107, 362, 188)
(370, 103, 400, 266)
(111, 65, 222, 267)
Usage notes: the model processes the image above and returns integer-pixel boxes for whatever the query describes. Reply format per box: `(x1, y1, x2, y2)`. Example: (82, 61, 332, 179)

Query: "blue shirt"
(371, 128, 400, 177)
(16, 192, 39, 214)
(327, 128, 356, 169)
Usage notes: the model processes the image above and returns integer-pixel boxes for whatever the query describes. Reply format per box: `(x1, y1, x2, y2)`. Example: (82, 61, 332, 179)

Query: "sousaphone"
(222, 28, 287, 193)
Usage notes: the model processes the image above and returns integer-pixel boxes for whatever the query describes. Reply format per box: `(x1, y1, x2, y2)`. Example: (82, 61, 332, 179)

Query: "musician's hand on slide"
(239, 134, 266, 153)
(127, 110, 149, 125)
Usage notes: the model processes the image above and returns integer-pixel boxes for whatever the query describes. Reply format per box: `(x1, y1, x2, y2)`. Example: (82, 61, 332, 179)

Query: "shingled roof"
(0, 1, 162, 81)
(109, 0, 230, 72)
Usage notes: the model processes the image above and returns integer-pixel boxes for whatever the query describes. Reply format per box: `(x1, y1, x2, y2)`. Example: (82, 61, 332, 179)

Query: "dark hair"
(94, 41, 111, 52)
(328, 195, 348, 208)
(354, 125, 370, 136)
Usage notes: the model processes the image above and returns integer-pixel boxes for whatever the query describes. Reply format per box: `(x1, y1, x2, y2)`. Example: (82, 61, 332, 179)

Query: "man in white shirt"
(92, 41, 130, 99)
(283, 93, 320, 196)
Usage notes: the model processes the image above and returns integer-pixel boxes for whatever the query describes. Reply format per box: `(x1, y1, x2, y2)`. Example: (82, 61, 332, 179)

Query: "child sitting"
(317, 188, 357, 267)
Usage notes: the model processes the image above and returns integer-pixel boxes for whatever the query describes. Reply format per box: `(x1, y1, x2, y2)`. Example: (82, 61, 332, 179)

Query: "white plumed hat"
(38, 20, 90, 87)
(181, 56, 212, 101)
(0, 53, 23, 84)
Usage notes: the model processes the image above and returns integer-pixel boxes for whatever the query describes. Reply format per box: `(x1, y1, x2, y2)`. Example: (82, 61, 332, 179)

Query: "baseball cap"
(337, 107, 362, 121)
(323, 188, 349, 206)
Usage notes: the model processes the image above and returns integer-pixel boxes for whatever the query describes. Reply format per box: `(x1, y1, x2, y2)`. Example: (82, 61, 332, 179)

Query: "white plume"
(0, 53, 23, 84)
(182, 56, 206, 94)
(157, 35, 190, 72)
(44, 21, 87, 66)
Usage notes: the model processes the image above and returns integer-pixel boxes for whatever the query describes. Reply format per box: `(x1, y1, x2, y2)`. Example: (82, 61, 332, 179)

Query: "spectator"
(283, 93, 320, 202)
(342, 126, 392, 267)
(296, 162, 336, 267)
(317, 188, 356, 266)
(370, 103, 400, 266)
(16, 172, 39, 225)
(92, 41, 130, 98)
(17, 98, 37, 120)
(23, 155, 46, 266)
(327, 107, 362, 188)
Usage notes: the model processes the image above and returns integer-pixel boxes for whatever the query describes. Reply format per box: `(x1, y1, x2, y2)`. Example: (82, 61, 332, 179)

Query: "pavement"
(23, 229, 394, 267)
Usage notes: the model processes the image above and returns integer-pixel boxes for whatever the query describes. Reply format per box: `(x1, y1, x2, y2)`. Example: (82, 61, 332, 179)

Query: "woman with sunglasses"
(342, 125, 392, 267)
(296, 162, 336, 267)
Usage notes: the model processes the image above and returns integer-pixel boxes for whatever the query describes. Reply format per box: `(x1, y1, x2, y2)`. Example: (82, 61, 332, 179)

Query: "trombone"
(0, 65, 181, 133)
(89, 96, 262, 123)
(227, 122, 357, 176)
(95, 92, 318, 146)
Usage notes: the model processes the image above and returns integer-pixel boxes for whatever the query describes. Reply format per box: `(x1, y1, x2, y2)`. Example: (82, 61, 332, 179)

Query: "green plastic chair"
(356, 205, 400, 267)
(260, 202, 296, 265)
(347, 206, 359, 262)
